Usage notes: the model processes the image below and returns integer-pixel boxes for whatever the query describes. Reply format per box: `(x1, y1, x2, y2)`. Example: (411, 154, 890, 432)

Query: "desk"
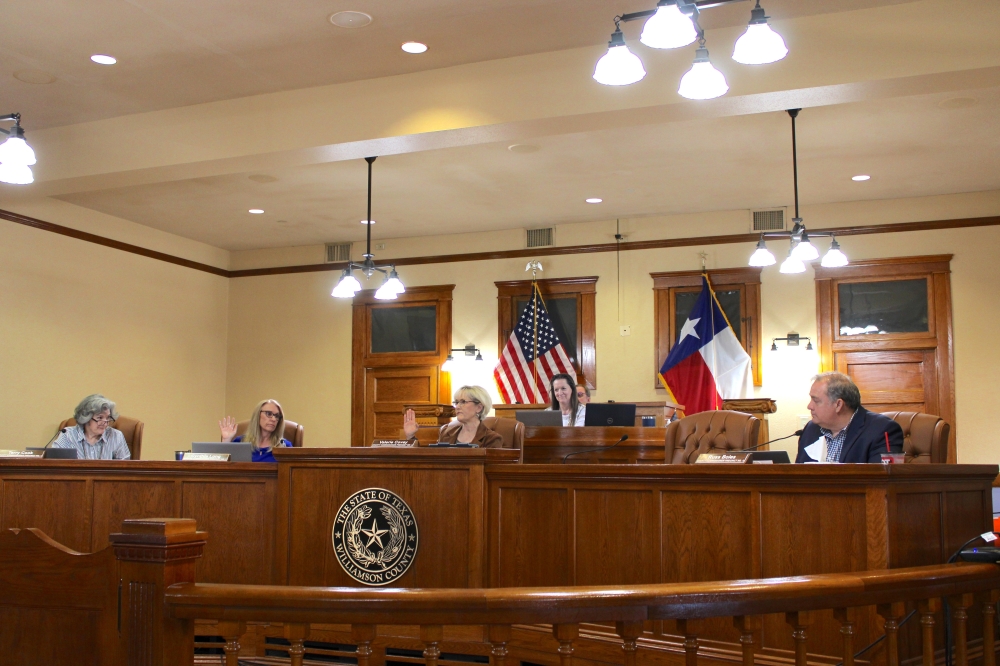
(520, 425, 666, 463)
(1, 455, 995, 665)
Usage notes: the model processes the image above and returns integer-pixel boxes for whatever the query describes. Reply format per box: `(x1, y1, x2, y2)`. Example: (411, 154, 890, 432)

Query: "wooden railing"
(6, 517, 996, 666)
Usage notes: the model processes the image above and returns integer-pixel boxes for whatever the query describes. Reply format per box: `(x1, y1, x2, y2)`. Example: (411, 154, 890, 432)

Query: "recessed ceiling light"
(401, 42, 428, 54)
(361, 219, 375, 225)
(585, 198, 603, 204)
(249, 209, 264, 214)
(90, 54, 117, 65)
(329, 11, 372, 28)
(851, 175, 871, 182)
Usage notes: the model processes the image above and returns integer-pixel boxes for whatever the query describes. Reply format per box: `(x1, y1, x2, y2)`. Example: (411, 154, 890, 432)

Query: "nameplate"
(0, 449, 44, 458)
(694, 452, 752, 464)
(181, 452, 231, 461)
(371, 439, 416, 448)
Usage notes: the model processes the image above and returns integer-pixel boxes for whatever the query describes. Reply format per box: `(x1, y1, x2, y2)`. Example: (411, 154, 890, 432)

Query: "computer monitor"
(584, 403, 637, 427)
(514, 410, 563, 426)
(191, 442, 253, 462)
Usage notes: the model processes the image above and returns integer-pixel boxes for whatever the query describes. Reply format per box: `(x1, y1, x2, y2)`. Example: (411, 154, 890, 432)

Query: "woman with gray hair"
(402, 385, 503, 447)
(52, 394, 131, 460)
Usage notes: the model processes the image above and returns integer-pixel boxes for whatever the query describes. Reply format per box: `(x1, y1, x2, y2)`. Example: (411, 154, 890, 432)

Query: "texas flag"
(659, 277, 753, 414)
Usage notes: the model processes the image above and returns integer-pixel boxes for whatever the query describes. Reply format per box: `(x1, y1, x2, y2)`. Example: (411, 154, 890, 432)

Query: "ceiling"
(3, 0, 999, 253)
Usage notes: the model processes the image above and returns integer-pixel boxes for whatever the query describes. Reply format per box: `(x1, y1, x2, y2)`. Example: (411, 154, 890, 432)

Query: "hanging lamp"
(331, 157, 406, 299)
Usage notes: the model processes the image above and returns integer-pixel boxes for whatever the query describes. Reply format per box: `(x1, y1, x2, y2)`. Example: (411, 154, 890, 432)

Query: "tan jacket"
(437, 421, 504, 448)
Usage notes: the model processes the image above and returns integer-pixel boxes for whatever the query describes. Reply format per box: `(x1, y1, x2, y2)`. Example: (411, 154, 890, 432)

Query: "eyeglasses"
(91, 416, 115, 425)
(261, 410, 282, 420)
(453, 399, 481, 407)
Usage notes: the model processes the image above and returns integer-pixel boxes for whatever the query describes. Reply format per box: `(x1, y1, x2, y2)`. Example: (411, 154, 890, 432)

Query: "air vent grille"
(526, 227, 555, 248)
(750, 208, 786, 232)
(325, 242, 352, 263)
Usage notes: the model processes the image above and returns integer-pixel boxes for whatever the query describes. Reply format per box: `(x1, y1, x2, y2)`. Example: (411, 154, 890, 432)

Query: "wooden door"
(351, 285, 453, 447)
(365, 365, 441, 443)
(835, 350, 938, 414)
(816, 255, 955, 461)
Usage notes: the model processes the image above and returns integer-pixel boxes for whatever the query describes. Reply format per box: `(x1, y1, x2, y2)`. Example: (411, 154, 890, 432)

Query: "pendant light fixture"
(745, 109, 849, 273)
(732, 1, 788, 65)
(594, 0, 786, 98)
(331, 157, 406, 299)
(678, 38, 728, 100)
(0, 113, 36, 185)
(593, 23, 646, 86)
(640, 0, 697, 50)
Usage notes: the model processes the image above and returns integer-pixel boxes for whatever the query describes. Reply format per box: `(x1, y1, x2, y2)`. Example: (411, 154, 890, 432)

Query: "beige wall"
(0, 200, 230, 460)
(226, 191, 1000, 464)
(2, 191, 997, 464)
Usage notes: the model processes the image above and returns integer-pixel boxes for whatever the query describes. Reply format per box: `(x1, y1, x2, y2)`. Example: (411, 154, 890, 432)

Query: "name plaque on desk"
(181, 452, 230, 461)
(695, 452, 753, 464)
(0, 450, 44, 458)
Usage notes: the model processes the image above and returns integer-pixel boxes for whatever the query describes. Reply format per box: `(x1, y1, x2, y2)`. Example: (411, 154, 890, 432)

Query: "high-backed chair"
(55, 416, 144, 460)
(664, 410, 760, 464)
(881, 411, 949, 463)
(234, 419, 304, 447)
(481, 416, 525, 450)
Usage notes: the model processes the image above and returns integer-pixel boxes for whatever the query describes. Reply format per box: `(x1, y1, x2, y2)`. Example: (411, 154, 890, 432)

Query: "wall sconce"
(442, 345, 484, 372)
(770, 332, 812, 351)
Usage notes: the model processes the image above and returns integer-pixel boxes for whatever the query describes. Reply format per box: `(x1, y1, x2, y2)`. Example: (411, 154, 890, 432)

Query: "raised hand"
(219, 416, 238, 442)
(402, 409, 419, 439)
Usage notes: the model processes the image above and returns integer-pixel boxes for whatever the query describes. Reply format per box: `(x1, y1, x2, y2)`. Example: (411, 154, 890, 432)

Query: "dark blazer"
(438, 421, 504, 448)
(795, 407, 904, 463)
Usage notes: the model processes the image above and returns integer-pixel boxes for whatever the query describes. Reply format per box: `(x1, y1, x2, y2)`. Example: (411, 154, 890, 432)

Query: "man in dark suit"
(795, 372, 904, 463)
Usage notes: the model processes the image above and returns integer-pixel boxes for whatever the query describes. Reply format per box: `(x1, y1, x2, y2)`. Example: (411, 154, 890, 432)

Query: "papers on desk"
(803, 436, 828, 463)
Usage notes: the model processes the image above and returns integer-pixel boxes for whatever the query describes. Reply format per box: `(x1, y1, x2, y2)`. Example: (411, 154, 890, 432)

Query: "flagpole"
(704, 272, 722, 411)
(532, 281, 540, 402)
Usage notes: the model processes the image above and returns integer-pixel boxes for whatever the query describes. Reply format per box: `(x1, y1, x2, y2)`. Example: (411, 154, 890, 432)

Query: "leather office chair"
(881, 411, 949, 463)
(234, 420, 305, 447)
(481, 416, 525, 450)
(55, 416, 144, 460)
(664, 410, 760, 464)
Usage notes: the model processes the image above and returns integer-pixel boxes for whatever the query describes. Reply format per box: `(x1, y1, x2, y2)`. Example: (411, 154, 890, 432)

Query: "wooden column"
(111, 517, 207, 666)
(877, 602, 907, 666)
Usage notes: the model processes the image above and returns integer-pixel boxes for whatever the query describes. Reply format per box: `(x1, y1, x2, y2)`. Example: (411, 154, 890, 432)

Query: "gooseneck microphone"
(563, 435, 628, 463)
(738, 429, 803, 452)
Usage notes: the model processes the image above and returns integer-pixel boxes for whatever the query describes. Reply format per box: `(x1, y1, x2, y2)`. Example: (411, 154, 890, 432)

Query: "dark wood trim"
(495, 277, 598, 390)
(3, 207, 997, 280)
(228, 216, 1000, 278)
(0, 208, 229, 277)
(651, 268, 763, 387)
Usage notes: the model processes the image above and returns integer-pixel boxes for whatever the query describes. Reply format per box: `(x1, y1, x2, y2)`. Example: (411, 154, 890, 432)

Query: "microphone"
(563, 435, 628, 463)
(738, 430, 803, 452)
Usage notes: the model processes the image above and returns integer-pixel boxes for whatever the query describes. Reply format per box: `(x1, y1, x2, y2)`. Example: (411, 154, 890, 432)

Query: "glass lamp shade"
(640, 4, 697, 49)
(732, 23, 788, 64)
(748, 239, 776, 267)
(790, 236, 819, 261)
(441, 355, 456, 372)
(331, 271, 362, 298)
(594, 44, 646, 86)
(678, 49, 729, 100)
(374, 279, 399, 300)
(0, 162, 33, 185)
(384, 270, 405, 295)
(821, 239, 849, 267)
(0, 135, 36, 166)
(779, 253, 806, 274)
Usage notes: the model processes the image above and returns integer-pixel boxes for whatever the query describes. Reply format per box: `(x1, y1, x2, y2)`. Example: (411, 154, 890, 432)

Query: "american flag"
(493, 286, 575, 404)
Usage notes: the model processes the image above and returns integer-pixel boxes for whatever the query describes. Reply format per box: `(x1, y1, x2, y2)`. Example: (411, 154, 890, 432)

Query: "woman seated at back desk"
(219, 399, 290, 463)
(403, 385, 503, 448)
(548, 373, 585, 426)
(52, 394, 131, 460)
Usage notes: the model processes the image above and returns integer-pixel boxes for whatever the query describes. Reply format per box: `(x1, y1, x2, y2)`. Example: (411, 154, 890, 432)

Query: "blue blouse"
(232, 436, 292, 463)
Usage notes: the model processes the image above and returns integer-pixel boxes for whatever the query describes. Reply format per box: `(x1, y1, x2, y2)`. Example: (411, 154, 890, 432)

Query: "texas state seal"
(332, 488, 418, 586)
